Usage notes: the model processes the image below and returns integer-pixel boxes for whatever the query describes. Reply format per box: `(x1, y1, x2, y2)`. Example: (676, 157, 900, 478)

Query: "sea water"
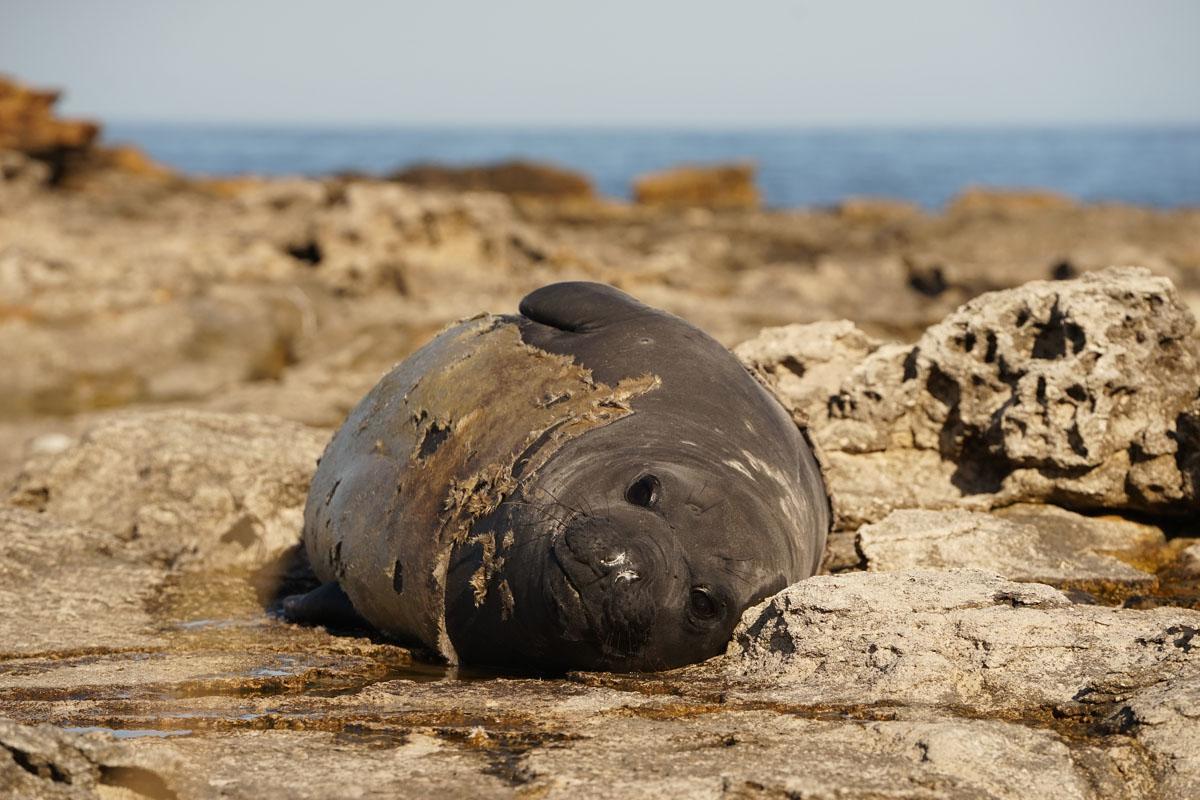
(104, 124, 1200, 210)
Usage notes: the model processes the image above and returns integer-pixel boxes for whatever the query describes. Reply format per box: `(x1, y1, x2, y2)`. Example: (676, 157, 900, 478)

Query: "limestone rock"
(741, 267, 1200, 527)
(0, 719, 190, 800)
(0, 77, 168, 188)
(0, 150, 51, 207)
(858, 506, 1162, 599)
(1180, 542, 1200, 577)
(524, 712, 1117, 800)
(1113, 673, 1200, 799)
(390, 159, 595, 200)
(734, 319, 883, 427)
(0, 288, 306, 417)
(949, 186, 1077, 216)
(818, 529, 863, 573)
(0, 77, 97, 166)
(6, 410, 327, 571)
(0, 509, 166, 656)
(633, 162, 760, 210)
(120, 729, 513, 800)
(836, 196, 923, 223)
(720, 569, 1200, 713)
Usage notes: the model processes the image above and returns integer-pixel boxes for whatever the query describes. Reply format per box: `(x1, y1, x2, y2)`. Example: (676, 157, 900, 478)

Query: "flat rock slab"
(114, 729, 517, 800)
(6, 410, 326, 572)
(0, 509, 166, 657)
(858, 505, 1163, 600)
(522, 711, 1132, 800)
(3, 562, 1199, 798)
(0, 687, 1159, 800)
(716, 569, 1200, 714)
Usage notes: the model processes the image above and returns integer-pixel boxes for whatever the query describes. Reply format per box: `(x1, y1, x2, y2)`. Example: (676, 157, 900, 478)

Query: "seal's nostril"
(614, 569, 640, 583)
(599, 551, 628, 569)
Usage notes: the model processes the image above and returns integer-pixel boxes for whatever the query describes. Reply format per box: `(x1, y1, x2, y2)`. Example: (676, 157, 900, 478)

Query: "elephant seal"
(284, 282, 829, 672)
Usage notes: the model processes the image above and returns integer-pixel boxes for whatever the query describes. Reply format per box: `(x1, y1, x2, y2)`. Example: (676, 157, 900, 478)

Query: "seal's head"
(446, 443, 811, 673)
(539, 452, 805, 671)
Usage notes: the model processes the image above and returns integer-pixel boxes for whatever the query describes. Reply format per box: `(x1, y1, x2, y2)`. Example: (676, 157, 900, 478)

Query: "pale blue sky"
(3, 0, 1198, 126)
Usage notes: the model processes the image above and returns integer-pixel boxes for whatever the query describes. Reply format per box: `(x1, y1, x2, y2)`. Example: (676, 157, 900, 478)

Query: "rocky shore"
(2, 78, 1199, 798)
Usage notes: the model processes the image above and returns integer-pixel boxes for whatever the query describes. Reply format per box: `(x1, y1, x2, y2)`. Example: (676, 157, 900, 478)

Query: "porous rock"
(857, 506, 1162, 599)
(734, 319, 882, 428)
(719, 569, 1200, 713)
(740, 267, 1200, 527)
(0, 288, 306, 417)
(6, 410, 326, 571)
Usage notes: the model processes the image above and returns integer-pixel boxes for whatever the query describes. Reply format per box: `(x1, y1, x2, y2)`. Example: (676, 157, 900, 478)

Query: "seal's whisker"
(503, 499, 575, 530)
(532, 485, 593, 521)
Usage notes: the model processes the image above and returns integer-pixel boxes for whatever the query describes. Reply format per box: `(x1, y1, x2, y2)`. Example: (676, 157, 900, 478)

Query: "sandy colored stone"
(390, 159, 595, 200)
(0, 718, 197, 800)
(633, 162, 760, 209)
(524, 712, 1121, 800)
(719, 569, 1200, 713)
(1114, 673, 1200, 800)
(0, 78, 97, 159)
(1180, 543, 1200, 577)
(4, 149, 1200, 417)
(0, 149, 51, 208)
(818, 529, 863, 573)
(6, 410, 327, 571)
(1, 674, 1159, 800)
(122, 729, 513, 800)
(734, 319, 883, 427)
(858, 506, 1162, 597)
(0, 509, 166, 657)
(741, 267, 1200, 527)
(948, 187, 1077, 216)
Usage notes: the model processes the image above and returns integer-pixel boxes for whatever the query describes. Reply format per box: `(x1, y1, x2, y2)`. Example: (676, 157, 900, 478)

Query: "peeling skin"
(302, 316, 660, 663)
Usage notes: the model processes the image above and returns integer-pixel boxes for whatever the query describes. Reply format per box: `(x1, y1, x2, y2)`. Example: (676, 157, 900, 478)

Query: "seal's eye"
(689, 587, 719, 621)
(625, 474, 661, 508)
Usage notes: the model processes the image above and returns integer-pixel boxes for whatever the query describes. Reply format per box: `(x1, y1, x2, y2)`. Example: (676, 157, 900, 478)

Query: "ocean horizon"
(104, 123, 1200, 210)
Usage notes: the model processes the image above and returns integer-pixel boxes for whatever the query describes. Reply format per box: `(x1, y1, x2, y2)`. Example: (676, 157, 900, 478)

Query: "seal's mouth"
(547, 533, 660, 665)
(547, 541, 597, 644)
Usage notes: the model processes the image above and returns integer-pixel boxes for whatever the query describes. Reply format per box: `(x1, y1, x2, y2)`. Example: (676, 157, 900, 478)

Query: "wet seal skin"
(285, 282, 830, 672)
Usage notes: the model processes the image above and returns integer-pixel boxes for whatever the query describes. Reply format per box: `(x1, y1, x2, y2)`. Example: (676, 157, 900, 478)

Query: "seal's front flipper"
(281, 581, 368, 630)
(520, 282, 649, 333)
